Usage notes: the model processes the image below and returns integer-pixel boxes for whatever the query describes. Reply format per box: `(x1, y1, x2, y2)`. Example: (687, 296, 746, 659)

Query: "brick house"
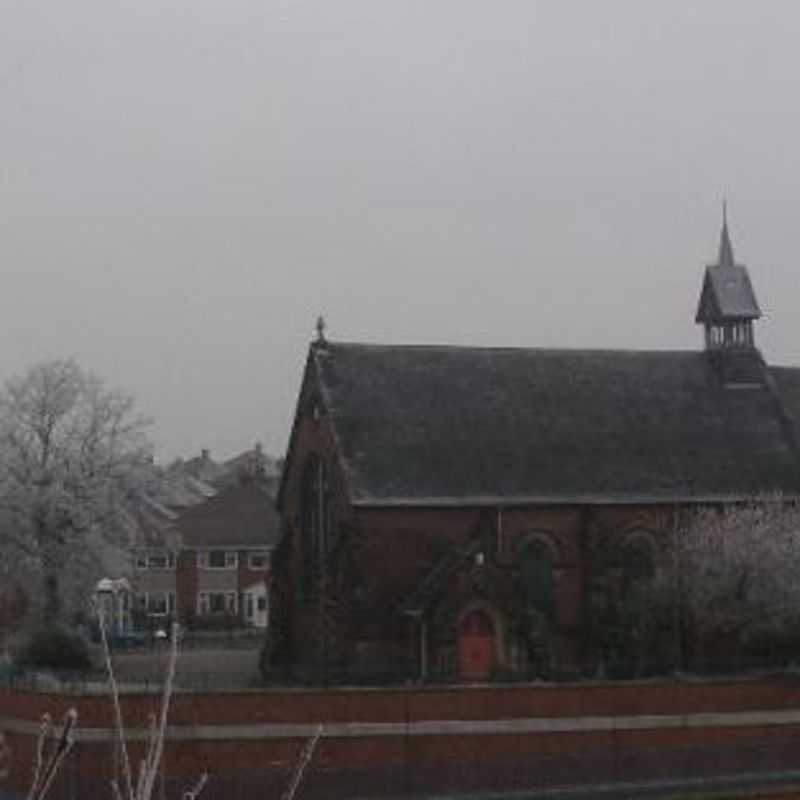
(270, 219, 800, 683)
(132, 452, 281, 631)
(175, 478, 279, 629)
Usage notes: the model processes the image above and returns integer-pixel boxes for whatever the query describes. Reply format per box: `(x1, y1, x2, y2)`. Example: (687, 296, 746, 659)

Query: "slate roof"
(695, 221, 761, 321)
(770, 367, 800, 446)
(696, 265, 761, 321)
(174, 480, 281, 548)
(310, 342, 800, 506)
(126, 465, 216, 550)
(183, 446, 279, 490)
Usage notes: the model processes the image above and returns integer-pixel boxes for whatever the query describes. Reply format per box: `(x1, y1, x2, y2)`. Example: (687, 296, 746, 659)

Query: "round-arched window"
(620, 531, 655, 595)
(520, 536, 556, 621)
(299, 455, 334, 597)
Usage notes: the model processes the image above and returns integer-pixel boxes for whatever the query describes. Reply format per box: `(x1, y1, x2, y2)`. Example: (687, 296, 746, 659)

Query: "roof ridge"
(326, 341, 703, 357)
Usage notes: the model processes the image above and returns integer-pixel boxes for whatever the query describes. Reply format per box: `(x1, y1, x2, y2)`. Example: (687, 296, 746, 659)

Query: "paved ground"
(105, 640, 262, 691)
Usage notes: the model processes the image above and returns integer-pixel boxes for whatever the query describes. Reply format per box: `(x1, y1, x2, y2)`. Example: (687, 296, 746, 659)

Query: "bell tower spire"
(695, 206, 761, 352)
(718, 199, 735, 268)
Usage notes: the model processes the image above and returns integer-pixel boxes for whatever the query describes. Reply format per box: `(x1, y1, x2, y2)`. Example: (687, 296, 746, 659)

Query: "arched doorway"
(458, 609, 495, 681)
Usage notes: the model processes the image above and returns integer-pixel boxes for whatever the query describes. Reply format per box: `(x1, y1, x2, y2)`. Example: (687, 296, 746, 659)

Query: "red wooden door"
(458, 610, 495, 681)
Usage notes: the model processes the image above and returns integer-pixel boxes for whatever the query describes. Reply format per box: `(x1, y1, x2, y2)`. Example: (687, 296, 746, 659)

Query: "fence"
(0, 668, 264, 694)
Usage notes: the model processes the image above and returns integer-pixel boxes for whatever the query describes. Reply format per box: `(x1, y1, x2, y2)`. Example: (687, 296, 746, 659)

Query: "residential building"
(131, 447, 280, 631)
(175, 478, 280, 629)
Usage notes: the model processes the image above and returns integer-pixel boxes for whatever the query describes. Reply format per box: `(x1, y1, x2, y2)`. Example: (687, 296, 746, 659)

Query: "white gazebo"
(93, 577, 133, 637)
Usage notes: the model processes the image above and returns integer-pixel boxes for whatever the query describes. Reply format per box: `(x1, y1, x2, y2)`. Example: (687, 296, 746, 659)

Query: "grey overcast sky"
(2, 1, 800, 461)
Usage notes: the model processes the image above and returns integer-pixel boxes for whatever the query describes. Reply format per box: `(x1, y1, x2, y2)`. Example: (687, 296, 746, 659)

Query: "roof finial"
(718, 199, 735, 268)
(315, 315, 327, 345)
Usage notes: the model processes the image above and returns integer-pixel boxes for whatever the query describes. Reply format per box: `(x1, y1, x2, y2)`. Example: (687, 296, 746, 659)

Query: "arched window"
(299, 456, 320, 598)
(620, 531, 655, 595)
(299, 455, 335, 598)
(520, 535, 557, 622)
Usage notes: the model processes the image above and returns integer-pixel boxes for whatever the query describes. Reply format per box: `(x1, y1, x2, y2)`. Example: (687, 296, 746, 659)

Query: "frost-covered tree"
(0, 359, 152, 622)
(674, 497, 800, 662)
(0, 582, 29, 654)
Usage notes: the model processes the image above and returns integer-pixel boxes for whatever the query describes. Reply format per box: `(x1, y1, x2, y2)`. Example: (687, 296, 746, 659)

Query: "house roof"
(308, 341, 800, 506)
(181, 446, 279, 492)
(174, 480, 281, 549)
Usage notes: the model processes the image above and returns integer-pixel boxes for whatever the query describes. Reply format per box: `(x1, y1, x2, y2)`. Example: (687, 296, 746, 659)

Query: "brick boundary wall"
(5, 677, 800, 796)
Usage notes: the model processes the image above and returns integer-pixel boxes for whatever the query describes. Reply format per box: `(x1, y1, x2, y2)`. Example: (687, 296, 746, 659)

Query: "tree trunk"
(43, 572, 61, 623)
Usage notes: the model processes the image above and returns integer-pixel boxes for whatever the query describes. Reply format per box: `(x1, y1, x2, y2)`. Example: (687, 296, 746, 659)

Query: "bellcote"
(695, 208, 761, 352)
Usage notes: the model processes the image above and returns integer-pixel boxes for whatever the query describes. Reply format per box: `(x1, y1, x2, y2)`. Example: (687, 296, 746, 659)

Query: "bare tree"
(0, 359, 152, 622)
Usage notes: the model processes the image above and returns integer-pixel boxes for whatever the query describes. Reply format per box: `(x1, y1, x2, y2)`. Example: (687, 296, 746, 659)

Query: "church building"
(269, 218, 800, 683)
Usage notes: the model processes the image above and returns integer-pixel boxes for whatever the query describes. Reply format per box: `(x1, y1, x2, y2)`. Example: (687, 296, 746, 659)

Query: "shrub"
(18, 626, 91, 671)
(740, 617, 800, 666)
(193, 612, 239, 631)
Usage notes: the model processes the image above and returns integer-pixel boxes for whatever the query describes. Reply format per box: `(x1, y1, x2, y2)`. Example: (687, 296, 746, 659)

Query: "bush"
(740, 617, 800, 665)
(193, 612, 239, 631)
(17, 626, 91, 672)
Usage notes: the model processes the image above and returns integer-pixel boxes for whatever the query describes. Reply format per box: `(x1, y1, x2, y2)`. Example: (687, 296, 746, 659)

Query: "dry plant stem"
(98, 611, 204, 800)
(135, 756, 147, 800)
(182, 771, 208, 800)
(139, 623, 179, 800)
(27, 713, 51, 798)
(136, 712, 157, 800)
(280, 724, 323, 800)
(27, 709, 77, 800)
(98, 606, 135, 800)
(36, 710, 77, 800)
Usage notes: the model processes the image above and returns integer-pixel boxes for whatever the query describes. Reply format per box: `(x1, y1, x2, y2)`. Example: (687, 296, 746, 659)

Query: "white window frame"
(198, 591, 238, 615)
(135, 550, 175, 570)
(137, 591, 175, 615)
(197, 550, 238, 570)
(247, 550, 271, 570)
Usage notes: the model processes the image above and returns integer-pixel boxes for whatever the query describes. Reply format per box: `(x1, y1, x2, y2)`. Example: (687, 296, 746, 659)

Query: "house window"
(197, 550, 238, 570)
(198, 592, 238, 615)
(136, 592, 175, 615)
(149, 593, 168, 615)
(248, 550, 271, 570)
(135, 550, 175, 570)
